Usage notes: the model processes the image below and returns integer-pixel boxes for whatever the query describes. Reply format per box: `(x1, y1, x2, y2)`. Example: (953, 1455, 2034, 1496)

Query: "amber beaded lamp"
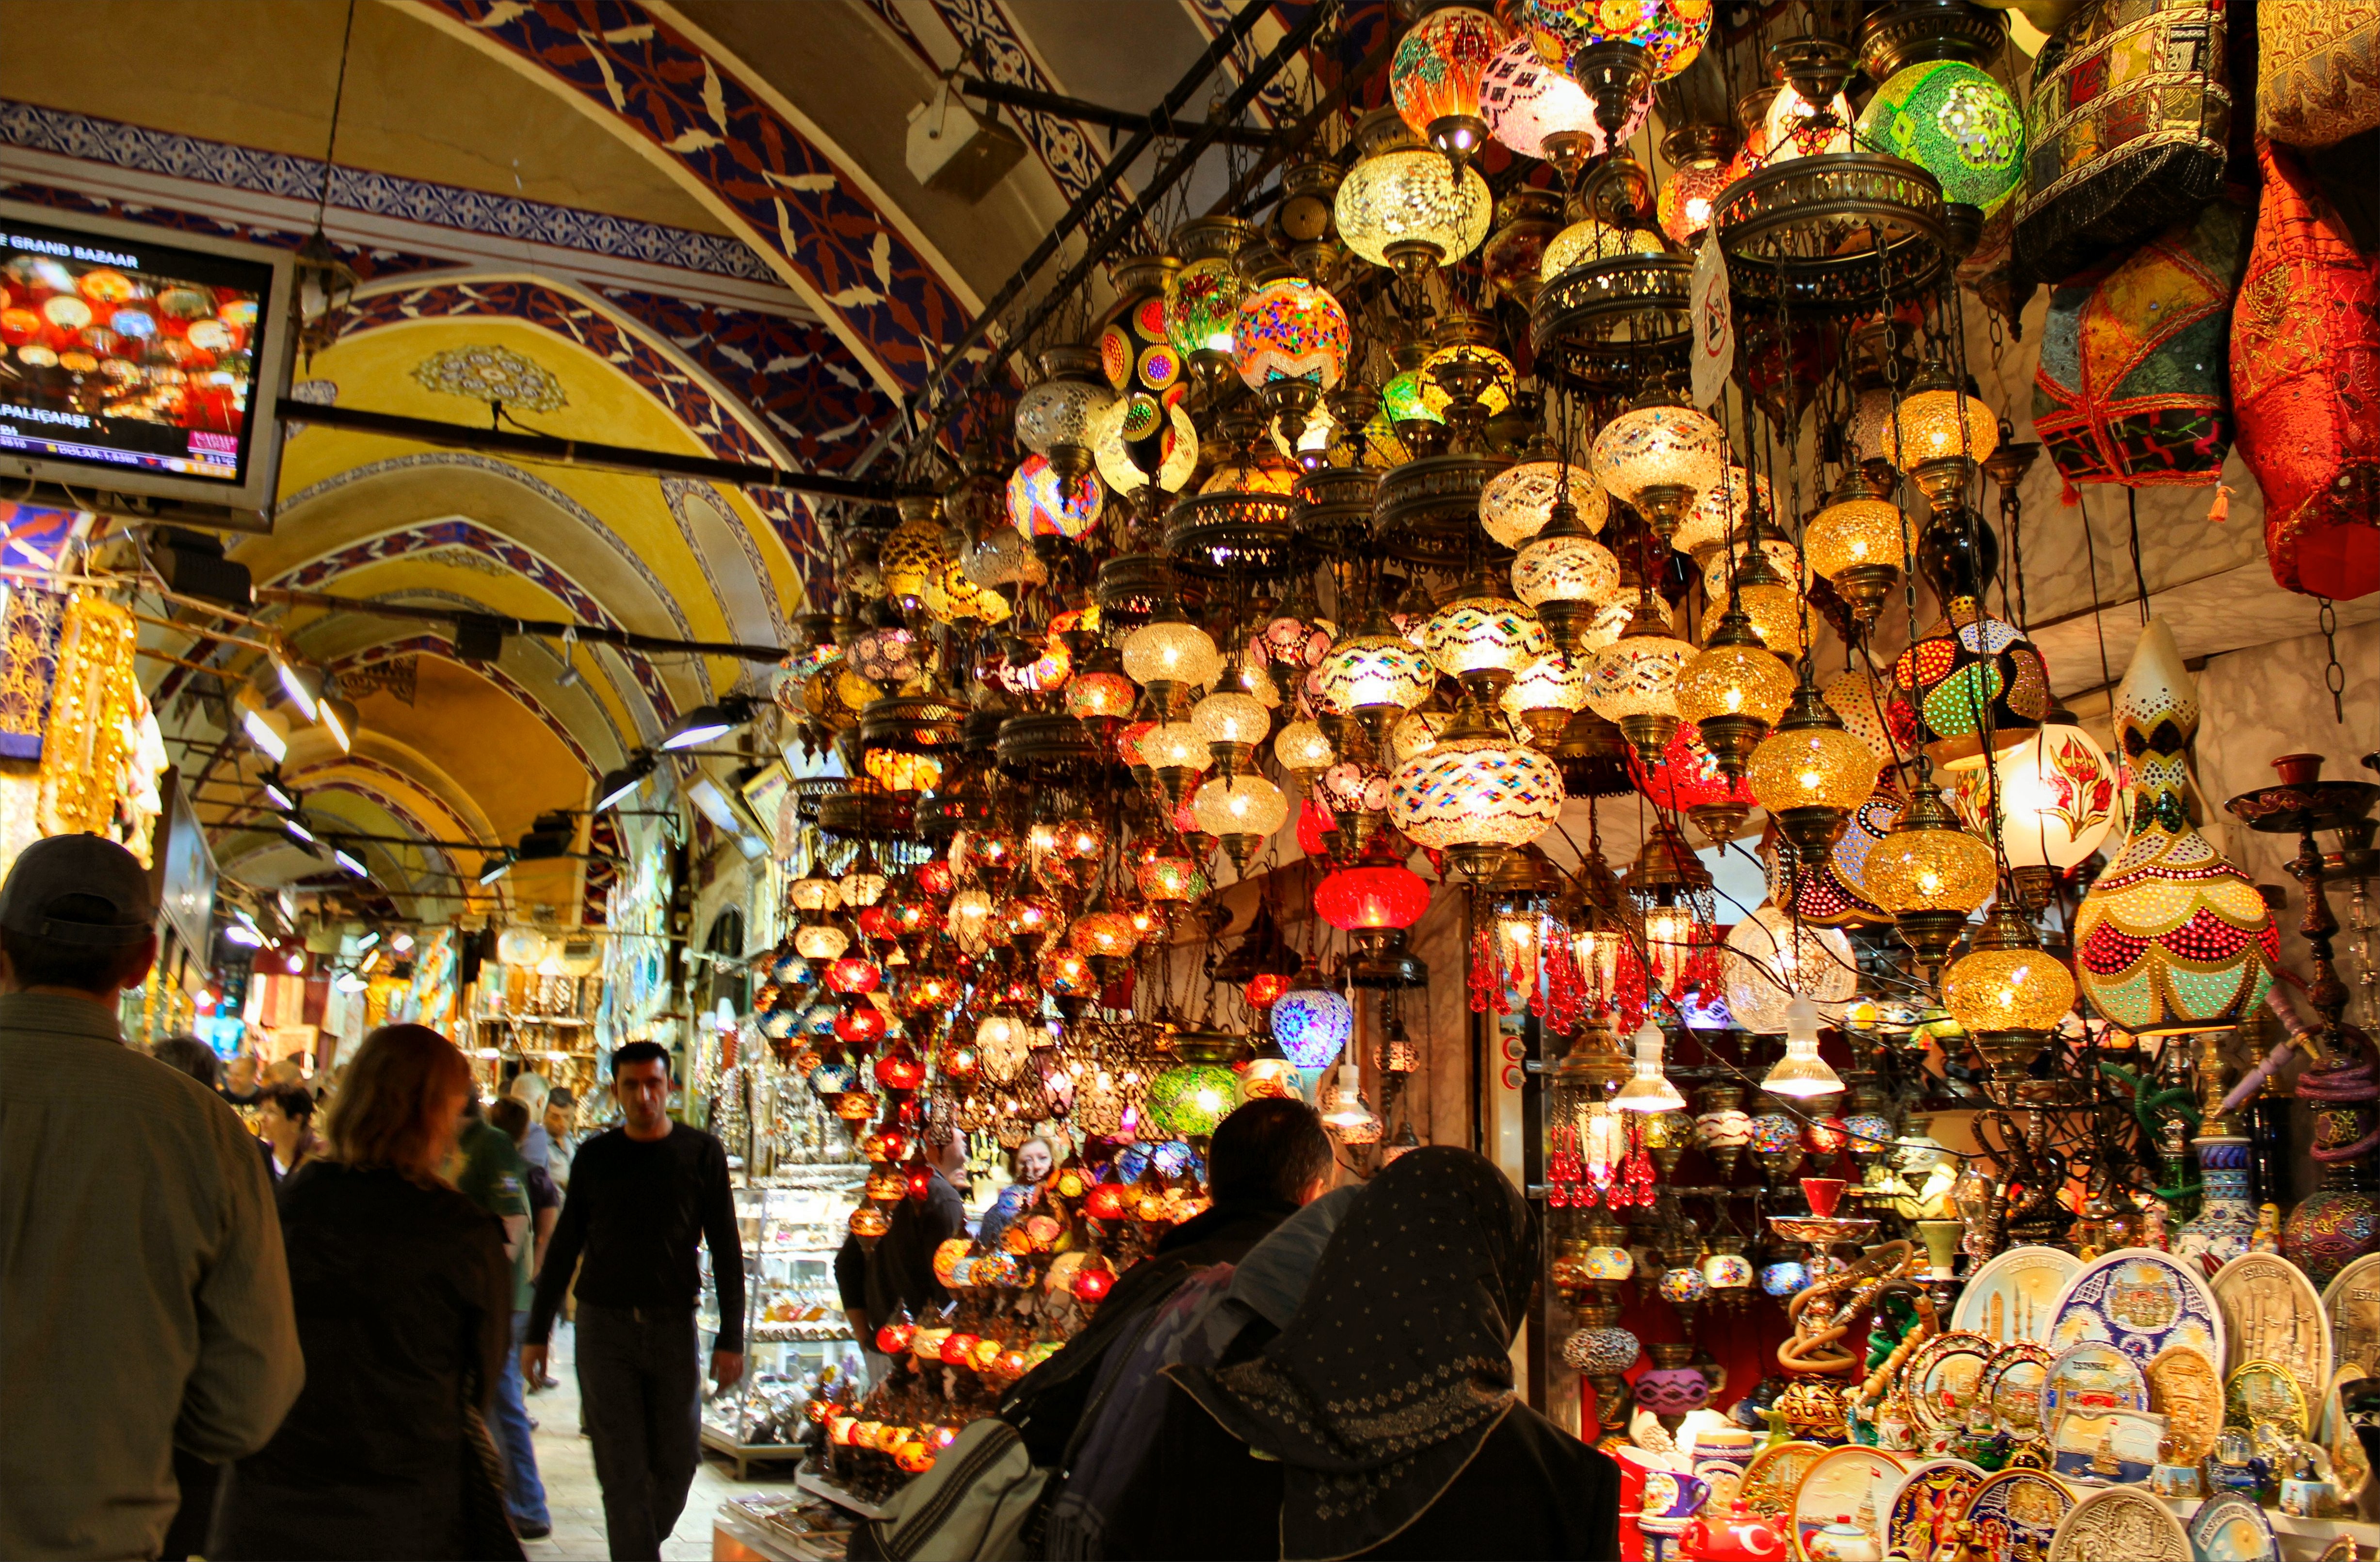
(1868, 780, 1997, 974)
(1944, 902, 2076, 1076)
(1675, 606, 1792, 778)
(2074, 618, 2280, 1037)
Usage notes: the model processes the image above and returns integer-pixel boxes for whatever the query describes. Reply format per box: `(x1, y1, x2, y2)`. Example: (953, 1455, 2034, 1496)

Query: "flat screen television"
(0, 199, 296, 516)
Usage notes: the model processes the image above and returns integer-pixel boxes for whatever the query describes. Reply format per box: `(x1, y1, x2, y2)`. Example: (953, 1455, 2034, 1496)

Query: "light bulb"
(1760, 996, 1845, 1097)
(1612, 1023, 1687, 1113)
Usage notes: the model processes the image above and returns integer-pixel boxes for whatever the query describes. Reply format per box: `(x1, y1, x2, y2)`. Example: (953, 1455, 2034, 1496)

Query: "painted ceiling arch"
(396, 0, 982, 399)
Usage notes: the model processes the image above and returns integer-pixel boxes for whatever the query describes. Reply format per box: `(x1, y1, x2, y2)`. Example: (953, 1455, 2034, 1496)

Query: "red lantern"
(1084, 1181, 1130, 1221)
(875, 1045, 927, 1093)
(1243, 971, 1291, 1009)
(1628, 725, 1753, 815)
(940, 1332, 981, 1366)
(875, 1316, 915, 1353)
(1296, 795, 1334, 857)
(856, 903, 895, 940)
(1071, 1259, 1114, 1304)
(835, 1002, 888, 1045)
(825, 957, 882, 995)
(917, 859, 955, 896)
(1315, 863, 1433, 933)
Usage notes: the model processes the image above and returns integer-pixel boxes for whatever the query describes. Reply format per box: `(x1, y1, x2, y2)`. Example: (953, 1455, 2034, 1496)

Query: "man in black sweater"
(835, 1127, 967, 1380)
(522, 1042, 743, 1561)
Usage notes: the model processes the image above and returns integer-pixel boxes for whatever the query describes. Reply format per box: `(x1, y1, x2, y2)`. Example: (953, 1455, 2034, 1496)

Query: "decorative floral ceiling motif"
(414, 0, 975, 397)
(412, 343, 571, 413)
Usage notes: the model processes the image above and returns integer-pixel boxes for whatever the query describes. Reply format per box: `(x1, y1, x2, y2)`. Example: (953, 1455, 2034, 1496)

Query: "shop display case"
(700, 1167, 866, 1478)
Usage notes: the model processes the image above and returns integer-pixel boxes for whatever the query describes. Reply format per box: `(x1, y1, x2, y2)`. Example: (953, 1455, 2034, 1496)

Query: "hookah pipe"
(2220, 986, 2333, 1118)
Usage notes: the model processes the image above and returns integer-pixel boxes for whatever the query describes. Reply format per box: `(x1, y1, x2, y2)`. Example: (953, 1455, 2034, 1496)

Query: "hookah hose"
(2097, 1059, 2200, 1203)
(2240, 987, 2380, 1164)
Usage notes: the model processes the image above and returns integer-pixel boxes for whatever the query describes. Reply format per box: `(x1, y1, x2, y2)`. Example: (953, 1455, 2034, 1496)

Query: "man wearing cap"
(0, 835, 303, 1560)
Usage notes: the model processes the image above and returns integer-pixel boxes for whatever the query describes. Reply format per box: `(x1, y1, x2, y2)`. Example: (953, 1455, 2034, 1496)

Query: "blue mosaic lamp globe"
(1270, 983, 1355, 1070)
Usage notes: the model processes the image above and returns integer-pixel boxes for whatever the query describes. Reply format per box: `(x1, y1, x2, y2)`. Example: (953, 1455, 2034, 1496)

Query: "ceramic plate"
(2040, 1340, 2149, 1427)
(1955, 1245, 2081, 1346)
(2212, 1252, 2332, 1402)
(1881, 1458, 1983, 1561)
(1980, 1343, 2054, 1441)
(1904, 1330, 1996, 1433)
(2144, 1343, 2224, 1464)
(2047, 1247, 2224, 1367)
(1737, 1440, 1826, 1526)
(1787, 1445, 1904, 1562)
(2319, 1252, 2380, 1379)
(2186, 1491, 2280, 1562)
(2043, 1484, 2189, 1561)
(2223, 1358, 2310, 1435)
(1958, 1468, 2073, 1562)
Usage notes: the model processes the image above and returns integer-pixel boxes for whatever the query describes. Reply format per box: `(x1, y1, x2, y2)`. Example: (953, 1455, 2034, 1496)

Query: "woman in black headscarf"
(1105, 1145, 1619, 1561)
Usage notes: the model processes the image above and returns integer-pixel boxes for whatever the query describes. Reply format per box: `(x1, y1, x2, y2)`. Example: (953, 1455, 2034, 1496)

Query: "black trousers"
(575, 1304, 702, 1561)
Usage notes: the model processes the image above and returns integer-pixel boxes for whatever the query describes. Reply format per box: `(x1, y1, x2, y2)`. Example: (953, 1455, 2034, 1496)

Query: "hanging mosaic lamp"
(1479, 33, 1644, 176)
(1013, 344, 1118, 486)
(1891, 514, 2049, 767)
(1091, 391, 1200, 502)
(1944, 709, 2119, 908)
(1006, 452, 1103, 542)
(1420, 567, 1549, 703)
(1725, 909, 1857, 1035)
(1270, 960, 1356, 1070)
(1482, 436, 1607, 548)
(1854, 59, 2024, 219)
(1869, 780, 1997, 975)
(2074, 617, 2280, 1037)
(1944, 901, 2075, 1076)
(1163, 215, 1254, 390)
(1590, 389, 1727, 543)
(1387, 695, 1565, 883)
(1233, 277, 1351, 396)
(1389, 4, 1511, 163)
(1585, 591, 1692, 762)
(1804, 466, 1908, 629)
(1334, 106, 1494, 279)
(1675, 605, 1793, 779)
(1523, 0, 1711, 85)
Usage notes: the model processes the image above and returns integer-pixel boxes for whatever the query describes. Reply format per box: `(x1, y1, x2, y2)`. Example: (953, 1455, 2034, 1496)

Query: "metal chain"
(2319, 596, 2347, 723)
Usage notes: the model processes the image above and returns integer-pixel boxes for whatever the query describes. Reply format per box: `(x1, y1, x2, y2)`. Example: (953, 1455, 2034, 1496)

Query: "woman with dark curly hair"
(210, 1025, 519, 1560)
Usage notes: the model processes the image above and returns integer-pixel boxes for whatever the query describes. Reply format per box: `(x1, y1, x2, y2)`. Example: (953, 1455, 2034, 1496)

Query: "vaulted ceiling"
(0, 0, 1337, 926)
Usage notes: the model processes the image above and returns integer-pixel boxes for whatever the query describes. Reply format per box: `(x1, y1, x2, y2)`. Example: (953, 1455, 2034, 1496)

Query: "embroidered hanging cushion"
(2031, 197, 2248, 492)
(2015, 0, 2233, 285)
(2260, 0, 2380, 148)
(2232, 138, 2380, 599)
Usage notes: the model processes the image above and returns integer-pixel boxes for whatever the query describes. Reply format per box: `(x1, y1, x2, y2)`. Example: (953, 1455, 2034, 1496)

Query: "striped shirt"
(0, 993, 303, 1560)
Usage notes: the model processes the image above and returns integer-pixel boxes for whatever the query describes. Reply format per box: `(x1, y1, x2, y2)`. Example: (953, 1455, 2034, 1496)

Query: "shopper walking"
(836, 1124, 968, 1377)
(458, 1095, 551, 1540)
(491, 1097, 563, 1278)
(152, 1032, 221, 1090)
(0, 835, 302, 1561)
(507, 1069, 555, 1172)
(219, 1051, 264, 1106)
(1108, 1146, 1620, 1561)
(256, 1081, 318, 1185)
(522, 1042, 745, 1561)
(210, 1024, 519, 1561)
(543, 1084, 579, 1186)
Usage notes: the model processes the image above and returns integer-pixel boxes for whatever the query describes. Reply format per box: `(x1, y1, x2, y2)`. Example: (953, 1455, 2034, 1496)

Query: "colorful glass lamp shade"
(1271, 983, 1355, 1070)
(1144, 1063, 1239, 1139)
(1335, 108, 1494, 277)
(2074, 617, 2280, 1037)
(1389, 715, 1566, 882)
(1233, 277, 1352, 393)
(1006, 453, 1103, 541)
(1482, 455, 1609, 548)
(1854, 61, 2025, 219)
(1092, 391, 1199, 497)
(1890, 598, 2051, 767)
(1945, 716, 2119, 900)
(1478, 34, 1645, 169)
(1523, 0, 1711, 83)
(1390, 5, 1511, 160)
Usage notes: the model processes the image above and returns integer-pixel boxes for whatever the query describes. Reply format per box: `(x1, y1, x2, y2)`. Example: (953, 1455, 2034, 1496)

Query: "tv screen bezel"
(0, 197, 297, 516)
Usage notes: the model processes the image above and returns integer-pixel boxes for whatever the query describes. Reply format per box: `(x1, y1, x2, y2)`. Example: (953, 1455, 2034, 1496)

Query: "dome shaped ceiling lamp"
(1585, 589, 1692, 765)
(1869, 778, 1997, 977)
(1591, 387, 1727, 548)
(1232, 273, 1351, 451)
(1390, 3, 1511, 168)
(1674, 602, 1792, 783)
(1747, 677, 1878, 866)
(1334, 105, 1494, 282)
(1512, 498, 1624, 656)
(1388, 694, 1566, 884)
(1853, 0, 2023, 222)
(1804, 465, 1908, 630)
(1119, 601, 1221, 715)
(1420, 565, 1549, 707)
(1944, 899, 2075, 1078)
(1013, 344, 1117, 494)
(1317, 609, 1439, 756)
(1164, 215, 1256, 399)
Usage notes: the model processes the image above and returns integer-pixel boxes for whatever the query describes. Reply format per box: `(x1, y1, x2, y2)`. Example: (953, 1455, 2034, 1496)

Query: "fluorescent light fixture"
(391, 932, 415, 953)
(317, 696, 356, 754)
(478, 853, 515, 886)
(334, 970, 367, 993)
(661, 703, 737, 751)
(356, 931, 380, 952)
(223, 924, 265, 948)
(261, 776, 297, 811)
(283, 817, 315, 845)
(273, 653, 321, 722)
(595, 754, 654, 811)
(241, 708, 288, 763)
(333, 848, 367, 877)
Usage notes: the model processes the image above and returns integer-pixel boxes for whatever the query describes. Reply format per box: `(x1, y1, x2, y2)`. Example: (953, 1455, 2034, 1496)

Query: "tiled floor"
(521, 1324, 805, 1562)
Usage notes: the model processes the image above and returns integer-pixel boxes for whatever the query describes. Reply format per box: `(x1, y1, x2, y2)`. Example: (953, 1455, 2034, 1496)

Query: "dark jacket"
(209, 1163, 511, 1561)
(1002, 1197, 1298, 1466)
(834, 1169, 966, 1329)
(1107, 1383, 1621, 1561)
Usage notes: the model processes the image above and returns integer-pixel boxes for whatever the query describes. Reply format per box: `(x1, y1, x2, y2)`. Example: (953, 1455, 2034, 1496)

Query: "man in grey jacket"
(0, 835, 303, 1560)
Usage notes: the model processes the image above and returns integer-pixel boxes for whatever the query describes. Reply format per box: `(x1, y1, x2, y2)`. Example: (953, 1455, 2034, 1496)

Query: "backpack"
(848, 1417, 1050, 1562)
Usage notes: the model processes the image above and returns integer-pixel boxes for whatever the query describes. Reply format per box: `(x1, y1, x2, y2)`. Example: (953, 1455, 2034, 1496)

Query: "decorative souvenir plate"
(2143, 1343, 2224, 1464)
(2048, 1406, 2166, 1485)
(1958, 1468, 2074, 1562)
(1980, 1343, 2055, 1441)
(2323, 1364, 2373, 1503)
(2047, 1248, 2224, 1367)
(2186, 1491, 2281, 1562)
(1881, 1458, 1983, 1561)
(2319, 1252, 2380, 1378)
(2043, 1483, 2189, 1561)
(2040, 1341, 2149, 1427)
(1787, 1445, 1904, 1562)
(1738, 1440, 1827, 1526)
(2212, 1253, 2332, 1403)
(1955, 1246, 2081, 1345)
(1904, 1331, 1996, 1433)
(2223, 1358, 2310, 1435)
